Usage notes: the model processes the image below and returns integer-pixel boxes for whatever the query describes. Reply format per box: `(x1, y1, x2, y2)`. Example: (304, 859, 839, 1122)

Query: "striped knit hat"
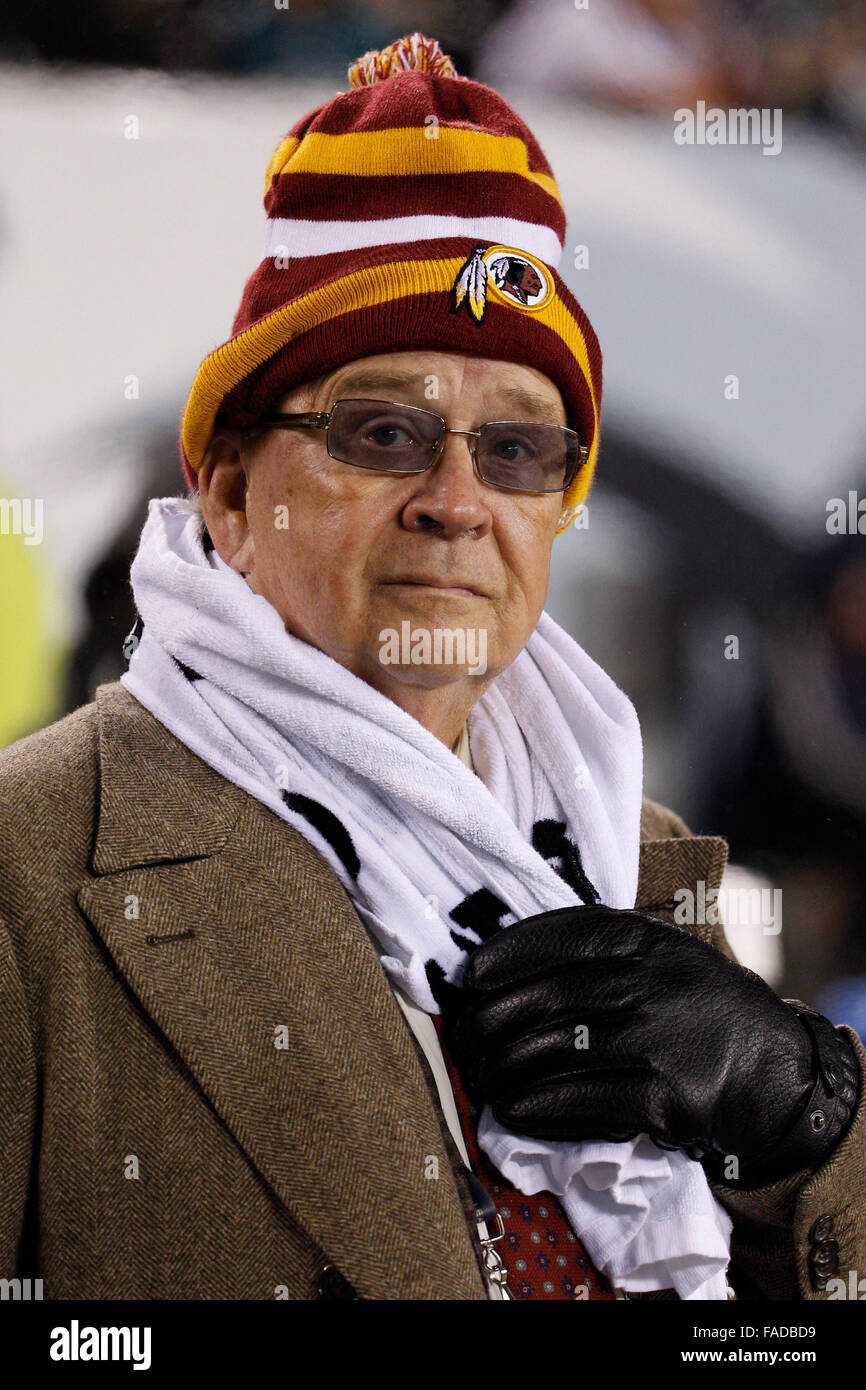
(180, 33, 602, 534)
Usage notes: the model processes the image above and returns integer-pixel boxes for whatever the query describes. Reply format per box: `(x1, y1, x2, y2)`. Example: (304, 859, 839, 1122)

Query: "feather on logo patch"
(451, 244, 553, 323)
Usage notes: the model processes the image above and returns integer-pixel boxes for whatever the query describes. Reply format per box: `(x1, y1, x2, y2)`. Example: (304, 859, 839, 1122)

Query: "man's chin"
(383, 659, 492, 682)
(371, 609, 492, 678)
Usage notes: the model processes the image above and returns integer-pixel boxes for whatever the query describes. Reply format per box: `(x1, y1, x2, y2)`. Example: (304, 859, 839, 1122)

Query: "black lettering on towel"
(447, 887, 514, 951)
(531, 819, 600, 904)
(174, 656, 204, 683)
(281, 792, 361, 882)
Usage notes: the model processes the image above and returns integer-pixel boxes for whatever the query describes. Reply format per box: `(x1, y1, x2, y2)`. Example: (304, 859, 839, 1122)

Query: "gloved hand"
(447, 905, 859, 1182)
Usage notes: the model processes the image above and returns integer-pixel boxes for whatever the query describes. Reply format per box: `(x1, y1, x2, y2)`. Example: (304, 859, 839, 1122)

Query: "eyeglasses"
(241, 398, 589, 495)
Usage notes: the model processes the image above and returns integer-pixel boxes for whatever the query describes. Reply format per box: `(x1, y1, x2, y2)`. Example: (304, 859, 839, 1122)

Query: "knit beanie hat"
(179, 33, 602, 534)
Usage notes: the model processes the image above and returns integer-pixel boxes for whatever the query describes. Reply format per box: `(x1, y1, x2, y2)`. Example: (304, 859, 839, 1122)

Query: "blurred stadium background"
(2, 0, 865, 1028)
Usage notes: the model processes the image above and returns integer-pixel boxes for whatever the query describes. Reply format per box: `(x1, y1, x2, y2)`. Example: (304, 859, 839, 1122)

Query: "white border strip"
(262, 215, 562, 269)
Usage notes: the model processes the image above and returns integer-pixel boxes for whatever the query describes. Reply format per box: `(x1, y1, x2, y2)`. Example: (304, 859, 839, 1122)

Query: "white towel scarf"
(122, 497, 733, 1299)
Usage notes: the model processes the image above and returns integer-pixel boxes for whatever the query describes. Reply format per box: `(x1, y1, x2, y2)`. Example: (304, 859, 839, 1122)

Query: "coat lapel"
(77, 684, 485, 1300)
(636, 831, 730, 941)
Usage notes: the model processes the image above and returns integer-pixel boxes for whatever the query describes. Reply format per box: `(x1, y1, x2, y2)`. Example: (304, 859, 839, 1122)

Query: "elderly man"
(1, 35, 864, 1303)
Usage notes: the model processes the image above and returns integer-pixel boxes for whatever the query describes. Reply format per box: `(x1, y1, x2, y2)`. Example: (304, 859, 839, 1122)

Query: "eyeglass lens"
(326, 400, 579, 493)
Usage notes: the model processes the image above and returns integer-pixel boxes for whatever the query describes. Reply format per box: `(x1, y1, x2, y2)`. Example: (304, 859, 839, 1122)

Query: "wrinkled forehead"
(291, 352, 567, 423)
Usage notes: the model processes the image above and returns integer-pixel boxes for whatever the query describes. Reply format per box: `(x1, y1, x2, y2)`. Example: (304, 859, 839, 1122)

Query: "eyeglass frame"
(239, 397, 590, 496)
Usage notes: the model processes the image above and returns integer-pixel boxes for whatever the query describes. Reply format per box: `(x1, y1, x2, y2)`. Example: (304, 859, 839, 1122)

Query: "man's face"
(199, 350, 565, 722)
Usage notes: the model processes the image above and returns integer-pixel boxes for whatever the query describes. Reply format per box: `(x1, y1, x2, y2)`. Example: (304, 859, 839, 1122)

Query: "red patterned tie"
(432, 1015, 615, 1300)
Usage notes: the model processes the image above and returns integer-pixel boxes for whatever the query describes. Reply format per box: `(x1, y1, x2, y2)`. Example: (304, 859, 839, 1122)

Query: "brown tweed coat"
(1, 682, 864, 1300)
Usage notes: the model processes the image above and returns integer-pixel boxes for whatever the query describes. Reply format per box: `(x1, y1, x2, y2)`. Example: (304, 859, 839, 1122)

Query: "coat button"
(810, 1215, 834, 1243)
(317, 1264, 359, 1300)
(810, 1242, 839, 1270)
(809, 1244, 839, 1283)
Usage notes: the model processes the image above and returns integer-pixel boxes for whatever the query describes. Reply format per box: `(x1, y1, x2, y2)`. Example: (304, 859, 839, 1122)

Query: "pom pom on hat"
(347, 32, 462, 88)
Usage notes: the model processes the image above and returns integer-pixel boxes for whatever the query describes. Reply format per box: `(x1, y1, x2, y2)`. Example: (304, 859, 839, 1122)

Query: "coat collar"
(90, 683, 243, 873)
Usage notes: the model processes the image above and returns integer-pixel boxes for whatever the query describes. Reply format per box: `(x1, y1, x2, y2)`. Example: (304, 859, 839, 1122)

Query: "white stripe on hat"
(262, 214, 562, 269)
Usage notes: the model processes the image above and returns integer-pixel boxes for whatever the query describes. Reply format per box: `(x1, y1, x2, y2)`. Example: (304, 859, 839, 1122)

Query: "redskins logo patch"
(451, 244, 554, 323)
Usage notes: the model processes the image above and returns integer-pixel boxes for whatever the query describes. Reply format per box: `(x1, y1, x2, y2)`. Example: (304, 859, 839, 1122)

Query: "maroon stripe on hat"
(216, 292, 599, 456)
(264, 171, 566, 243)
(283, 73, 557, 181)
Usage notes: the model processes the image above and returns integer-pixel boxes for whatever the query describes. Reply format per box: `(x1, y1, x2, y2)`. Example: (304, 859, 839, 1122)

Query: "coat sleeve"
(641, 796, 866, 1299)
(0, 912, 37, 1276)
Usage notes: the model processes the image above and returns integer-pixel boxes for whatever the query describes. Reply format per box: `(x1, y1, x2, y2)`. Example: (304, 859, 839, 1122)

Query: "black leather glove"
(448, 905, 859, 1182)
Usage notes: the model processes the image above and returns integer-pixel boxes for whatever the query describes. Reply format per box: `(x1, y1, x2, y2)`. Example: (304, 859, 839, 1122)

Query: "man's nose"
(400, 431, 494, 538)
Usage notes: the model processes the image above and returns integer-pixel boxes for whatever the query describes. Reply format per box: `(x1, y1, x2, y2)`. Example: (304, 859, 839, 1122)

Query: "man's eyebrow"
(327, 373, 562, 420)
(492, 385, 563, 420)
(326, 368, 425, 399)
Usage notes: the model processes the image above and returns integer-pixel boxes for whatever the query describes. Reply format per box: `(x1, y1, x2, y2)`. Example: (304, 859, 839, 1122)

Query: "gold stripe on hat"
(263, 127, 562, 205)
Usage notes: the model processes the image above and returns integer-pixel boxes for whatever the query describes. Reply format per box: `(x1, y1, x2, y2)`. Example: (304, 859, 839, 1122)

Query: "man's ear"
(198, 428, 255, 578)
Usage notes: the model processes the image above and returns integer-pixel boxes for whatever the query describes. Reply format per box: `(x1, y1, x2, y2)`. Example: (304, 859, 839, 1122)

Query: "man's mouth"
(382, 578, 486, 598)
